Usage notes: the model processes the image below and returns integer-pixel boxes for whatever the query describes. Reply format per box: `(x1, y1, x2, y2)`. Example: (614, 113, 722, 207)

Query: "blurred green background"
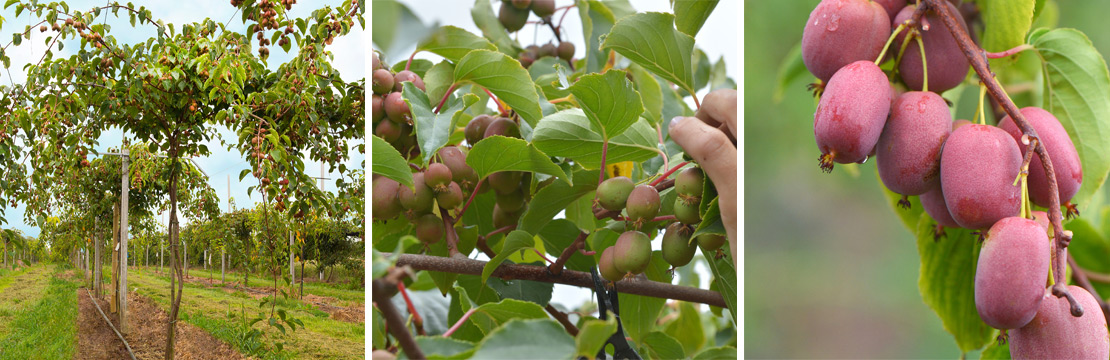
(744, 0, 1110, 358)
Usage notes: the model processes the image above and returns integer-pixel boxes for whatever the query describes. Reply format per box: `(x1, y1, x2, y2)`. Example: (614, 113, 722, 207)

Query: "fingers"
(669, 115, 737, 205)
(695, 89, 738, 139)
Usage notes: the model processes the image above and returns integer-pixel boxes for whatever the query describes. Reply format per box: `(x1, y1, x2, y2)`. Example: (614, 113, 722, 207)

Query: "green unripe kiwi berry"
(675, 167, 704, 197)
(511, 0, 531, 9)
(697, 233, 726, 251)
(465, 114, 495, 145)
(484, 117, 521, 139)
(531, 0, 555, 17)
(498, 1, 529, 32)
(599, 247, 624, 282)
(626, 185, 661, 225)
(372, 95, 383, 122)
(436, 182, 464, 209)
(375, 119, 401, 143)
(425, 163, 453, 192)
(540, 43, 557, 58)
(488, 171, 523, 195)
(372, 178, 403, 220)
(371, 69, 394, 95)
(661, 223, 696, 267)
(398, 172, 434, 213)
(557, 41, 575, 61)
(597, 176, 634, 211)
(496, 188, 527, 213)
(673, 199, 701, 225)
(414, 214, 444, 244)
(613, 230, 652, 274)
(493, 203, 521, 229)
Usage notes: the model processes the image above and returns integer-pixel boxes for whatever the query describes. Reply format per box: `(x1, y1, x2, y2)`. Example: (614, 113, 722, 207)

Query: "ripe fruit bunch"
(803, 0, 1102, 356)
(498, 0, 556, 32)
(372, 51, 425, 157)
(517, 41, 574, 69)
(597, 223, 726, 283)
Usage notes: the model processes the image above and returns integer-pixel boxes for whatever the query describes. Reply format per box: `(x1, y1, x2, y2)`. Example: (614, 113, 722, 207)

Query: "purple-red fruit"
(372, 178, 402, 220)
(626, 185, 661, 224)
(613, 231, 651, 274)
(531, 0, 555, 18)
(372, 69, 394, 94)
(484, 117, 521, 139)
(540, 43, 557, 58)
(438, 146, 478, 189)
(372, 95, 384, 122)
(597, 176, 635, 211)
(498, 1, 529, 32)
(1009, 286, 1109, 359)
(393, 70, 425, 92)
(425, 163, 453, 192)
(814, 60, 892, 171)
(372, 52, 381, 70)
(466, 115, 496, 145)
(801, 0, 890, 82)
(940, 124, 1022, 229)
(398, 172, 434, 213)
(384, 92, 411, 123)
(974, 217, 1050, 329)
(874, 0, 906, 21)
(599, 247, 624, 282)
(414, 214, 444, 244)
(920, 186, 959, 228)
(436, 182, 464, 209)
(1031, 210, 1049, 231)
(893, 3, 970, 93)
(877, 91, 952, 195)
(662, 223, 696, 267)
(375, 120, 402, 143)
(999, 107, 1082, 208)
(557, 41, 575, 61)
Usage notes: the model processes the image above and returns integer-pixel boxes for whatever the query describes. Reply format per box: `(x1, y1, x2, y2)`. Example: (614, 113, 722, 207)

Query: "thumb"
(669, 116, 737, 196)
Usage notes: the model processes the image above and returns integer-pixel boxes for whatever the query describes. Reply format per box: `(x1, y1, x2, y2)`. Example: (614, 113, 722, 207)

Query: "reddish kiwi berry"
(626, 185, 661, 225)
(597, 176, 635, 211)
(697, 233, 726, 251)
(372, 178, 402, 220)
(372, 69, 394, 94)
(599, 247, 624, 282)
(801, 0, 890, 82)
(613, 230, 652, 274)
(511, 0, 531, 9)
(496, 188, 527, 213)
(674, 199, 701, 225)
(940, 124, 1022, 230)
(466, 114, 495, 145)
(414, 214, 444, 244)
(425, 163, 453, 192)
(557, 41, 575, 61)
(675, 167, 704, 205)
(375, 120, 402, 143)
(1031, 210, 1050, 232)
(384, 92, 411, 123)
(974, 217, 1049, 329)
(999, 107, 1082, 209)
(893, 3, 970, 93)
(540, 43, 557, 58)
(814, 60, 892, 172)
(488, 171, 523, 195)
(877, 91, 952, 196)
(398, 172, 434, 213)
(393, 70, 426, 92)
(519, 52, 534, 68)
(372, 51, 381, 70)
(438, 146, 478, 190)
(920, 186, 959, 228)
(498, 1, 529, 32)
(1010, 286, 1110, 359)
(874, 0, 905, 21)
(484, 117, 521, 139)
(372, 95, 384, 122)
(436, 182, 464, 209)
(493, 203, 521, 229)
(531, 0, 555, 17)
(662, 223, 696, 267)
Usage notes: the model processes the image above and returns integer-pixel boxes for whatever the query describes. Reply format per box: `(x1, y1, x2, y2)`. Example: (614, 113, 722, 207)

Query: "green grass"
(0, 265, 54, 338)
(150, 265, 364, 304)
(0, 266, 78, 359)
(128, 267, 364, 359)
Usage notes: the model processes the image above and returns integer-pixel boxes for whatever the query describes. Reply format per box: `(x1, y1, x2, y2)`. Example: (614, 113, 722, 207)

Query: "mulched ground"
(75, 288, 244, 360)
(157, 270, 364, 324)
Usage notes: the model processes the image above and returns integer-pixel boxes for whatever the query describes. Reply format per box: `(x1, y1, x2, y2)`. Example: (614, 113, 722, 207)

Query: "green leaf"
(468, 298, 550, 335)
(629, 64, 664, 125)
(981, 0, 1035, 53)
(519, 169, 599, 234)
(879, 172, 925, 231)
(371, 135, 413, 187)
(403, 82, 476, 166)
(915, 216, 994, 352)
(602, 12, 696, 94)
(470, 319, 575, 359)
(1065, 216, 1110, 298)
(619, 251, 669, 343)
(371, 0, 434, 60)
(569, 70, 644, 139)
(773, 44, 806, 103)
(537, 219, 596, 272)
(672, 0, 718, 37)
(578, 0, 617, 74)
(426, 235, 460, 296)
(416, 26, 496, 63)
(424, 61, 457, 107)
(575, 316, 619, 359)
(532, 109, 659, 169)
(391, 59, 435, 78)
(664, 302, 706, 355)
(454, 50, 543, 126)
(404, 336, 475, 360)
(641, 331, 686, 360)
(700, 236, 737, 325)
(372, 307, 386, 349)
(1029, 29, 1110, 213)
(466, 136, 569, 184)
(692, 346, 738, 360)
(470, 0, 518, 55)
(481, 231, 535, 283)
(691, 197, 727, 239)
(979, 337, 1011, 359)
(486, 278, 553, 307)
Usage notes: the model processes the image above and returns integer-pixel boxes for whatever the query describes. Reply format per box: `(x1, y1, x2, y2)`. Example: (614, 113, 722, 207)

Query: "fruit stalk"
(921, 0, 1104, 321)
(651, 161, 690, 187)
(386, 252, 727, 307)
(372, 278, 425, 359)
(1068, 254, 1110, 321)
(545, 305, 580, 336)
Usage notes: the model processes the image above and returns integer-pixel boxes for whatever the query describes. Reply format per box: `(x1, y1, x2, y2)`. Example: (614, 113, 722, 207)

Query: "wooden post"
(95, 226, 101, 298)
(111, 204, 119, 314)
(120, 147, 129, 334)
(221, 248, 225, 284)
(290, 231, 294, 286)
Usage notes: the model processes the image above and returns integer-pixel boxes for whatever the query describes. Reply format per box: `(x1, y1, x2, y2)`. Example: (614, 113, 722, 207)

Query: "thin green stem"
(915, 35, 928, 92)
(875, 24, 908, 65)
(977, 83, 987, 125)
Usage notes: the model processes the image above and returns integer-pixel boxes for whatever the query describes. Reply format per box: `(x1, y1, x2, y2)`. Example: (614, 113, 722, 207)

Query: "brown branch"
(547, 232, 587, 276)
(546, 304, 579, 336)
(386, 252, 727, 308)
(922, 0, 1088, 314)
(372, 279, 424, 360)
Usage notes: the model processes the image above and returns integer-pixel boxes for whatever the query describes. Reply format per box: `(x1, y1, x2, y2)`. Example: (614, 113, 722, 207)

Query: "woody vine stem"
(919, 0, 1110, 325)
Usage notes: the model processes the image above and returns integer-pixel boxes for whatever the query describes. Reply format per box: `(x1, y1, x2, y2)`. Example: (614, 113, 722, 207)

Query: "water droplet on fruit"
(826, 14, 840, 31)
(858, 156, 869, 164)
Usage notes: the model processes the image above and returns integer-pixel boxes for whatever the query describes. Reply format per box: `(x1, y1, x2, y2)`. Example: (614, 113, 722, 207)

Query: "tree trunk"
(164, 156, 184, 360)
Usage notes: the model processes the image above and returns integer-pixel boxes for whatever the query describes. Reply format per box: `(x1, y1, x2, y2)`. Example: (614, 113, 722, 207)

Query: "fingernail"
(669, 116, 684, 130)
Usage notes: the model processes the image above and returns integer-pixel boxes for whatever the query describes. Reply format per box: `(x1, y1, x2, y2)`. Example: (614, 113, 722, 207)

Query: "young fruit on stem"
(399, 172, 435, 213)
(425, 163, 453, 193)
(493, 203, 522, 229)
(414, 214, 445, 244)
(626, 185, 661, 227)
(498, 1, 529, 32)
(384, 92, 412, 123)
(438, 146, 478, 190)
(801, 0, 890, 82)
(375, 120, 402, 143)
(999, 107, 1083, 212)
(919, 186, 960, 229)
(675, 167, 704, 205)
(697, 233, 726, 251)
(557, 41, 575, 61)
(597, 176, 634, 211)
(814, 60, 892, 172)
(495, 188, 527, 213)
(1009, 286, 1110, 359)
(488, 171, 523, 195)
(372, 178, 403, 220)
(465, 115, 496, 145)
(877, 91, 952, 197)
(939, 124, 1022, 230)
(372, 94, 384, 122)
(393, 70, 426, 92)
(372, 69, 394, 95)
(662, 223, 697, 267)
(531, 0, 555, 18)
(674, 199, 701, 225)
(613, 230, 652, 275)
(484, 117, 521, 139)
(599, 247, 624, 282)
(511, 0, 531, 9)
(975, 217, 1050, 329)
(436, 182, 464, 209)
(893, 2, 970, 93)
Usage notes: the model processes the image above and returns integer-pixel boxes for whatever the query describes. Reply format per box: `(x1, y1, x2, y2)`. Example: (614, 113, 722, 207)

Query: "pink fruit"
(877, 91, 952, 195)
(814, 60, 892, 171)
(920, 186, 959, 228)
(893, 3, 970, 93)
(801, 0, 891, 82)
(998, 107, 1083, 208)
(1010, 286, 1109, 359)
(974, 217, 1050, 329)
(940, 124, 1022, 229)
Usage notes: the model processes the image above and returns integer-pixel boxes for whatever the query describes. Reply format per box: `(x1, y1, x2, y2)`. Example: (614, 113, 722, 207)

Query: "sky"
(0, 0, 365, 237)
(383, 0, 739, 312)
